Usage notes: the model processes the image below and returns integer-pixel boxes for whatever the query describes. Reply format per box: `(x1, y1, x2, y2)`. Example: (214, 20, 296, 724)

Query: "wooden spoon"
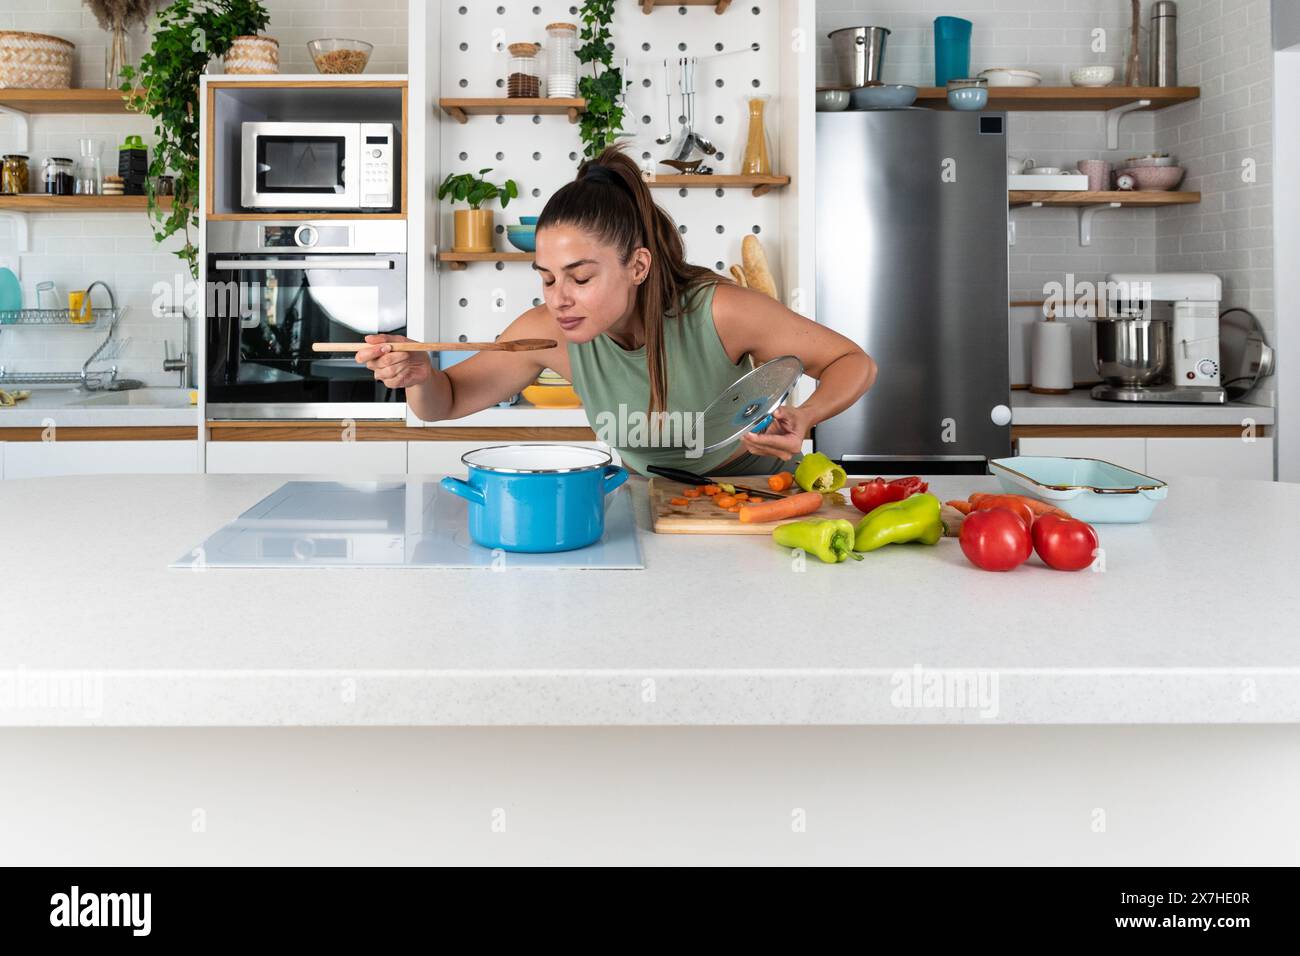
(312, 339, 556, 353)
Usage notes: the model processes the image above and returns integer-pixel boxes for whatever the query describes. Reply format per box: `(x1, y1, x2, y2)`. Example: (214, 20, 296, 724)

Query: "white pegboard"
(434, 0, 787, 344)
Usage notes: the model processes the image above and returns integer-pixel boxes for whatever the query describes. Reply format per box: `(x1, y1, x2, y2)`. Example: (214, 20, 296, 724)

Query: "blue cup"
(934, 17, 972, 87)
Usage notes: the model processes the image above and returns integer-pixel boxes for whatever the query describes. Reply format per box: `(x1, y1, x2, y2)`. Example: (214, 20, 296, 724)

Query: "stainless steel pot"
(829, 26, 890, 88)
(1091, 316, 1171, 386)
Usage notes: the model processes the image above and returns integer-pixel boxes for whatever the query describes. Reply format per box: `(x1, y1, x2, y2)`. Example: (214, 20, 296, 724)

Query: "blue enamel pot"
(440, 444, 628, 553)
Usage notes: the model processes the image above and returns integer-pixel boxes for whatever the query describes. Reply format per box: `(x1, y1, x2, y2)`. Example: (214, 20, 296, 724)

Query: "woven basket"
(0, 31, 74, 89)
(224, 35, 279, 75)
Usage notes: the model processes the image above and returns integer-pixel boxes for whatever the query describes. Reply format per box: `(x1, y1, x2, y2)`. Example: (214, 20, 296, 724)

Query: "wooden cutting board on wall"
(648, 476, 858, 535)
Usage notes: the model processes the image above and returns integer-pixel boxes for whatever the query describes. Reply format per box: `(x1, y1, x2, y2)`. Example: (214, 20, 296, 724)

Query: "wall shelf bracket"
(1105, 98, 1150, 150)
(1078, 202, 1122, 246)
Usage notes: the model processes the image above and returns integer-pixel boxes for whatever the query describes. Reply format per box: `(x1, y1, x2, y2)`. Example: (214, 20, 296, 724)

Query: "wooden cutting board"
(649, 476, 859, 535)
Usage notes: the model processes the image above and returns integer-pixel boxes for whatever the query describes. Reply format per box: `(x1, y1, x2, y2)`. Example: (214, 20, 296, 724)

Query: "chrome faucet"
(163, 306, 192, 389)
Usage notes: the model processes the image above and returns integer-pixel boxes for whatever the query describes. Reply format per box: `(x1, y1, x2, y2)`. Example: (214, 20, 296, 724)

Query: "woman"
(355, 147, 876, 476)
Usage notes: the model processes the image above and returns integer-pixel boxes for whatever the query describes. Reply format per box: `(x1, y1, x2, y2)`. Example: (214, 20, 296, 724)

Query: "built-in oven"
(205, 220, 407, 420)
(240, 122, 396, 212)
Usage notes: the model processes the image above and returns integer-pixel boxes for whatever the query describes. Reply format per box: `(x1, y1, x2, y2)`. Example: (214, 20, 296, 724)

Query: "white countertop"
(1011, 389, 1275, 426)
(2, 472, 1296, 727)
(0, 387, 199, 428)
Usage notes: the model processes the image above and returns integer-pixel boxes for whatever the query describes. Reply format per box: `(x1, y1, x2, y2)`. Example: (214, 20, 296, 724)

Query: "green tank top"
(567, 281, 754, 476)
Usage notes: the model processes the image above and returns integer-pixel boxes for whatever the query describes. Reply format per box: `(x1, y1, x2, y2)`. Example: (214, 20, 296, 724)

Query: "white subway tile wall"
(1153, 0, 1274, 376)
(0, 0, 408, 387)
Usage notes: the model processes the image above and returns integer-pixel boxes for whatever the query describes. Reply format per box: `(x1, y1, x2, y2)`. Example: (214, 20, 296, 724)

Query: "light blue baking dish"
(988, 456, 1168, 523)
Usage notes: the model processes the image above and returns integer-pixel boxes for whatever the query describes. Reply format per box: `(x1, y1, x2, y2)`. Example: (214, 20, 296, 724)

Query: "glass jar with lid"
(545, 23, 578, 99)
(2, 154, 29, 195)
(507, 42, 541, 98)
(42, 157, 75, 196)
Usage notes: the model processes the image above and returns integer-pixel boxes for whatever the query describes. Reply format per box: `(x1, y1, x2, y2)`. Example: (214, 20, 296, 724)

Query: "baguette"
(741, 234, 779, 300)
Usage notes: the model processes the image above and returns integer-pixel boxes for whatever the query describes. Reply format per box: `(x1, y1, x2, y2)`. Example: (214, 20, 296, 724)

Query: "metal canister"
(828, 26, 890, 88)
(1149, 1, 1178, 87)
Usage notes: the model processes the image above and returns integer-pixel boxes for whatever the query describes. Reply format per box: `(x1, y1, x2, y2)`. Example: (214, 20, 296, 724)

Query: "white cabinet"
(1015, 438, 1148, 474)
(407, 440, 614, 476)
(2, 441, 199, 479)
(1146, 438, 1274, 481)
(1015, 436, 1274, 481)
(0, 442, 5, 480)
(204, 441, 407, 475)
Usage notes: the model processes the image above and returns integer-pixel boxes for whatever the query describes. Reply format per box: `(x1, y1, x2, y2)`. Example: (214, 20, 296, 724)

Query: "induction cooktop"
(171, 479, 643, 570)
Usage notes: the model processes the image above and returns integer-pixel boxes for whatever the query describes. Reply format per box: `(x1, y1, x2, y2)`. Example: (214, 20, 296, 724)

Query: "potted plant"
(437, 168, 519, 253)
(576, 0, 625, 160)
(120, 0, 270, 278)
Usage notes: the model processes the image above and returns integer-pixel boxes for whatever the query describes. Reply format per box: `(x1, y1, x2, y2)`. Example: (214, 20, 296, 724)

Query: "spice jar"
(2, 154, 29, 194)
(507, 42, 541, 98)
(42, 157, 75, 196)
(545, 23, 578, 98)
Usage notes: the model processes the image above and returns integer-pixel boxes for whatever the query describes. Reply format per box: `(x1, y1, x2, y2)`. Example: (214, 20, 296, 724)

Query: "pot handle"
(602, 465, 628, 496)
(440, 475, 485, 507)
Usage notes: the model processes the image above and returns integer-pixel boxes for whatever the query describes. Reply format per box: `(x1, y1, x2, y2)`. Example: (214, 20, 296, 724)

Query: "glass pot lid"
(698, 355, 804, 454)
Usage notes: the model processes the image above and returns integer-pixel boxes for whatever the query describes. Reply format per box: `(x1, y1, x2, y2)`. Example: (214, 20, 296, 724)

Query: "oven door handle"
(213, 259, 396, 270)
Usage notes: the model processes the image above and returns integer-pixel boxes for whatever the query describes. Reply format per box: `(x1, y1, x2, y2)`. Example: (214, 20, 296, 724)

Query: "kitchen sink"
(75, 387, 194, 408)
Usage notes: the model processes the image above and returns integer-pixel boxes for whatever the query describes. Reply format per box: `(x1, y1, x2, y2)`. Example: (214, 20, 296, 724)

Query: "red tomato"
(959, 508, 1033, 572)
(1031, 514, 1099, 571)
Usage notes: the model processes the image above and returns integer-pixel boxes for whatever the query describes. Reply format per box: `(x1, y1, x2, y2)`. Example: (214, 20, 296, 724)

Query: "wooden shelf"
(439, 98, 586, 124)
(0, 194, 173, 212)
(438, 251, 534, 270)
(1009, 190, 1200, 208)
(0, 87, 142, 113)
(642, 0, 732, 11)
(646, 174, 790, 197)
(914, 85, 1199, 111)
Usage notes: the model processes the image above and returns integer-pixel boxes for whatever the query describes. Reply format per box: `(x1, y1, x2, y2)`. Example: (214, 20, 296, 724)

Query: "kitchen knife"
(646, 465, 783, 500)
(313, 339, 556, 353)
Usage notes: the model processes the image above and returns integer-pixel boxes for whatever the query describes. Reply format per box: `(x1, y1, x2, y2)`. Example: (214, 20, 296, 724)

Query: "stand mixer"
(1090, 272, 1227, 404)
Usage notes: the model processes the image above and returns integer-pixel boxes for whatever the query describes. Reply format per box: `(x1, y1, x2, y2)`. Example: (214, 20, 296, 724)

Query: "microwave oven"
(240, 122, 397, 212)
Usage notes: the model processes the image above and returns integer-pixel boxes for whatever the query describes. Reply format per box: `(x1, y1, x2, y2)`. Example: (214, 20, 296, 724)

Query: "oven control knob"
(1196, 359, 1218, 378)
(371, 149, 382, 158)
(990, 404, 1012, 427)
(294, 225, 318, 247)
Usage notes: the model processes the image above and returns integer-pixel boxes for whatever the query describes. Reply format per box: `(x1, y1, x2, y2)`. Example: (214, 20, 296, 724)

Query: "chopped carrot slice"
(767, 472, 795, 492)
(727, 505, 742, 513)
(702, 485, 722, 496)
(683, 487, 702, 498)
(715, 495, 737, 508)
(670, 497, 690, 506)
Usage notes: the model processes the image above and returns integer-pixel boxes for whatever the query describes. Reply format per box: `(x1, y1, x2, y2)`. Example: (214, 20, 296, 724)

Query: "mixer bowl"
(1091, 316, 1171, 386)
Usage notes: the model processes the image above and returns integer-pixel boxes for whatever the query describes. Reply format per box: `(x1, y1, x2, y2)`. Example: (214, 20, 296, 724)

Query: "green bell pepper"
(853, 493, 944, 552)
(793, 452, 847, 494)
(773, 518, 862, 564)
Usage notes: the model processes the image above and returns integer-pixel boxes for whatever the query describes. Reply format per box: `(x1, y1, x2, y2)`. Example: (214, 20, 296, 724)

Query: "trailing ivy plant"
(120, 0, 270, 279)
(576, 0, 625, 160)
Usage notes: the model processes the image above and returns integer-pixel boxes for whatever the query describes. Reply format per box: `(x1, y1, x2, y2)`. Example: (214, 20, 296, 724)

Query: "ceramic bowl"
(1124, 155, 1178, 168)
(506, 225, 536, 252)
(1070, 65, 1115, 87)
(518, 216, 539, 225)
(1118, 165, 1185, 190)
(849, 84, 917, 110)
(946, 86, 989, 110)
(978, 68, 1041, 87)
(522, 382, 582, 408)
(815, 89, 850, 111)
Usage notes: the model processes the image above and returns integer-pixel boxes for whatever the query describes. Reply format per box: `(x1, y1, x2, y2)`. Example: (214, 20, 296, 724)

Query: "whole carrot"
(737, 491, 825, 524)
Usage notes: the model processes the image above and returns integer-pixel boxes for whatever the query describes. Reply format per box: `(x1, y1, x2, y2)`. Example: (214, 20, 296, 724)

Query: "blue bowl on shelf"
(518, 216, 539, 225)
(947, 86, 988, 110)
(506, 225, 536, 252)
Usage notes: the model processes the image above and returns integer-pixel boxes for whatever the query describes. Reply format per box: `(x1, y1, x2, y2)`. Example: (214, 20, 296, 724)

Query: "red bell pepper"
(850, 476, 930, 515)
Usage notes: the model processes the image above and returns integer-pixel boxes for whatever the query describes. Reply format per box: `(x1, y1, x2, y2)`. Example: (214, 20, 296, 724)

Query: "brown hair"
(536, 146, 721, 413)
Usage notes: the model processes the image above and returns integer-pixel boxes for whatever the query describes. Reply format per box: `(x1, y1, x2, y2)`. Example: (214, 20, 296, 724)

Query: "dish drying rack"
(0, 280, 130, 388)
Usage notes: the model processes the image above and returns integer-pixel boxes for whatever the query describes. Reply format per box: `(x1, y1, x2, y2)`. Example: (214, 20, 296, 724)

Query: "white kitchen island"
(2, 474, 1298, 864)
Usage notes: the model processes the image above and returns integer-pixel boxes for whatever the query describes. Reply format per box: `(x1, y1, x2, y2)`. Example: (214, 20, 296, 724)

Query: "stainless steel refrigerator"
(814, 109, 1012, 473)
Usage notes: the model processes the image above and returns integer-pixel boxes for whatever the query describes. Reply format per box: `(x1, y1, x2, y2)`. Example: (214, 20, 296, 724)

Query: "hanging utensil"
(655, 59, 674, 145)
(313, 339, 557, 353)
(686, 58, 717, 156)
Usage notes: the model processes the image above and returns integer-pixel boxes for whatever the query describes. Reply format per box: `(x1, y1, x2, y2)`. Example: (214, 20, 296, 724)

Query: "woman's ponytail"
(536, 146, 720, 413)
